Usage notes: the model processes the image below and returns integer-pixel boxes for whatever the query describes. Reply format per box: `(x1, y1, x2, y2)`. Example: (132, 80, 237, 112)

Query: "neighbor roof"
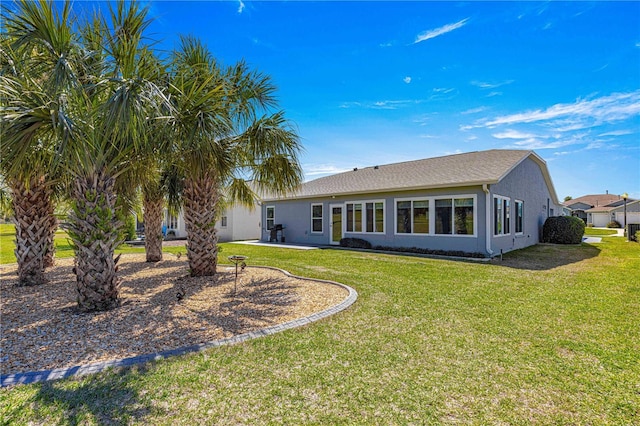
(268, 149, 557, 202)
(564, 194, 624, 209)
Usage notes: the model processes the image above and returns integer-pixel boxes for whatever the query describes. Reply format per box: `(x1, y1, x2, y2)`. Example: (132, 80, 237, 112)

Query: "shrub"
(116, 212, 137, 242)
(373, 245, 485, 258)
(543, 216, 585, 244)
(586, 223, 594, 228)
(634, 231, 640, 243)
(606, 220, 622, 228)
(339, 238, 372, 249)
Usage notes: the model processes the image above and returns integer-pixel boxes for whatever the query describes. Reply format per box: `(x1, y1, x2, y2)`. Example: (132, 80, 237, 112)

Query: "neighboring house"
(563, 194, 623, 224)
(215, 203, 262, 242)
(137, 203, 262, 241)
(261, 149, 562, 257)
(586, 200, 640, 227)
(563, 193, 638, 226)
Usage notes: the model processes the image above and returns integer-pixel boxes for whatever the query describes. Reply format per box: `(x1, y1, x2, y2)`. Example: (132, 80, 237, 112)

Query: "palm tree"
(0, 0, 76, 285)
(3, 0, 168, 308)
(61, 2, 169, 310)
(168, 37, 303, 276)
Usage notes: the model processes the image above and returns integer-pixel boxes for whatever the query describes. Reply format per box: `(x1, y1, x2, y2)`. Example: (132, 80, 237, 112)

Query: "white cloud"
(492, 130, 539, 140)
(462, 91, 640, 153)
(482, 91, 640, 128)
(341, 99, 425, 110)
(403, 76, 412, 84)
(414, 18, 469, 44)
(599, 130, 634, 137)
(237, 0, 245, 14)
(471, 80, 514, 89)
(461, 106, 488, 115)
(303, 164, 353, 178)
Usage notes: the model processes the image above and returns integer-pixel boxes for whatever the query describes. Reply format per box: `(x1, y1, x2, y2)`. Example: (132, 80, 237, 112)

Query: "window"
(266, 206, 275, 230)
(454, 198, 474, 235)
(346, 200, 384, 233)
(435, 199, 452, 234)
(515, 200, 524, 234)
(366, 202, 384, 232)
(494, 196, 510, 236)
(396, 199, 429, 234)
(397, 196, 475, 236)
(221, 216, 228, 227)
(167, 213, 178, 230)
(311, 204, 323, 233)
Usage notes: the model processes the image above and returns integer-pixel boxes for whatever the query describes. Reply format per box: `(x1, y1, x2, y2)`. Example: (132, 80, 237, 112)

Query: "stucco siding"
(217, 206, 261, 242)
(262, 186, 488, 255)
(488, 157, 558, 254)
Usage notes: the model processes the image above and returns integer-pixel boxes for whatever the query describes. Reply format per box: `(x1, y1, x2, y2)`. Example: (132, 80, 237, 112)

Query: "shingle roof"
(563, 194, 624, 209)
(270, 149, 552, 200)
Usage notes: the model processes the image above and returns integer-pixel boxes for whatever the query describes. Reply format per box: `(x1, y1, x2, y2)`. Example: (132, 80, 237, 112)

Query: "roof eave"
(262, 180, 499, 202)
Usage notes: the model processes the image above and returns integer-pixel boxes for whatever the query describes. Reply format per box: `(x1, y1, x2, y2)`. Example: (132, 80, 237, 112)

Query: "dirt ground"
(1, 254, 348, 375)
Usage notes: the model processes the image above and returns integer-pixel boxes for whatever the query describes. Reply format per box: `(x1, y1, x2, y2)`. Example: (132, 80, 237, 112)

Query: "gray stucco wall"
(263, 186, 489, 255)
(262, 156, 560, 257)
(489, 157, 560, 254)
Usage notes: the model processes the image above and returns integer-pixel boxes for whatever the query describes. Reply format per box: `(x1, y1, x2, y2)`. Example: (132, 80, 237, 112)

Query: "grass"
(0, 223, 160, 264)
(1, 225, 639, 424)
(584, 227, 619, 236)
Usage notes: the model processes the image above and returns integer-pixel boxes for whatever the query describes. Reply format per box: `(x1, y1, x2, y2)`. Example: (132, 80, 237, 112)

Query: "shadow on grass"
(494, 243, 601, 271)
(4, 364, 160, 425)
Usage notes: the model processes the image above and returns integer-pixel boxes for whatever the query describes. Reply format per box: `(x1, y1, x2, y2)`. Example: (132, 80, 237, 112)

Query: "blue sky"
(105, 2, 640, 199)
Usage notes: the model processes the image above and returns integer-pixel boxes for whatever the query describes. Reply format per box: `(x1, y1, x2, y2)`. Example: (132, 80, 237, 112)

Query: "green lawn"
(584, 227, 619, 236)
(2, 226, 639, 424)
(0, 223, 156, 264)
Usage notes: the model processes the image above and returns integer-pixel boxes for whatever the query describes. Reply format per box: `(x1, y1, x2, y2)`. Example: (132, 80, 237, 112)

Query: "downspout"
(483, 184, 494, 257)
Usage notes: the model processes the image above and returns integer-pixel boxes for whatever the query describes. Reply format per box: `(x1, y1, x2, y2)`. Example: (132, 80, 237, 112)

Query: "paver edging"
(1, 266, 357, 387)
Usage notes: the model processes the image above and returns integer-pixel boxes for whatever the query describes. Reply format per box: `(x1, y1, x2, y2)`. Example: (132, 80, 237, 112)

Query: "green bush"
(606, 220, 622, 228)
(634, 231, 640, 243)
(543, 216, 585, 244)
(117, 213, 137, 242)
(339, 238, 372, 249)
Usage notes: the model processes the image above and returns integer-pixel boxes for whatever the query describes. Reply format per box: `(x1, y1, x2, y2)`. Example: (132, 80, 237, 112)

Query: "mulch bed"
(1, 254, 348, 375)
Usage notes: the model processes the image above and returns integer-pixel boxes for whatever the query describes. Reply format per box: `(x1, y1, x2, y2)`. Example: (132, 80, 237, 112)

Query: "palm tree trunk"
(143, 193, 164, 262)
(183, 173, 219, 276)
(10, 175, 55, 286)
(43, 213, 58, 268)
(67, 168, 122, 311)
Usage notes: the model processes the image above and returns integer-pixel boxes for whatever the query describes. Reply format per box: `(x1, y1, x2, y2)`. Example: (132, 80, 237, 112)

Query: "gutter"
(483, 184, 494, 256)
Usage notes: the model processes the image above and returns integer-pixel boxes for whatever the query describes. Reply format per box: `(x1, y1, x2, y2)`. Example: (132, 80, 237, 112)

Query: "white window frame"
(394, 195, 477, 237)
(345, 199, 385, 234)
(394, 197, 430, 235)
(266, 205, 275, 230)
(311, 203, 323, 234)
(494, 195, 511, 236)
(515, 199, 524, 235)
(166, 213, 178, 230)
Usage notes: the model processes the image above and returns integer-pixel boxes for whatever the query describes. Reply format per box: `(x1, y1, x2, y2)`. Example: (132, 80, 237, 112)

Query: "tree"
(3, 0, 168, 308)
(564, 195, 573, 202)
(168, 37, 302, 276)
(0, 0, 76, 284)
(62, 2, 168, 310)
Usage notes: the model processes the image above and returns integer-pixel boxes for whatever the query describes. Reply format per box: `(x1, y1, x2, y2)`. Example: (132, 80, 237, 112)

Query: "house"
(562, 194, 624, 224)
(260, 149, 562, 257)
(136, 203, 261, 242)
(585, 200, 640, 227)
